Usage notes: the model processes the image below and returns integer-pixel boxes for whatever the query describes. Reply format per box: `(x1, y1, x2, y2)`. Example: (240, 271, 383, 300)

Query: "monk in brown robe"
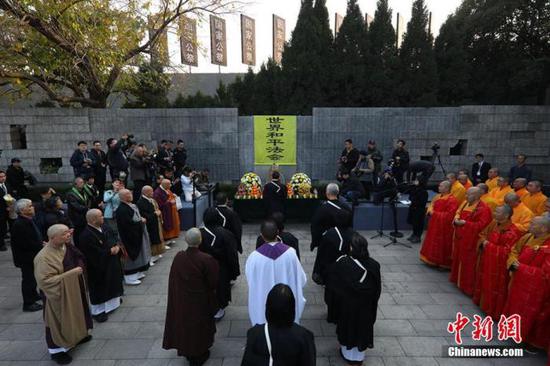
(163, 228, 219, 366)
(450, 187, 492, 296)
(154, 179, 181, 242)
(34, 224, 93, 365)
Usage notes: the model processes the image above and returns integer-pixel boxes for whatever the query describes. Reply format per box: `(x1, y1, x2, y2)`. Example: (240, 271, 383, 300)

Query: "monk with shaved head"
(504, 192, 534, 233)
(521, 180, 548, 216)
(420, 181, 459, 268)
(154, 179, 181, 242)
(504, 216, 550, 350)
(450, 187, 493, 296)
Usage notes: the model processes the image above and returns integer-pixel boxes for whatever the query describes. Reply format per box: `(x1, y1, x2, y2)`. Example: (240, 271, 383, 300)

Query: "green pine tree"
(229, 68, 256, 115)
(365, 0, 399, 106)
(398, 0, 438, 106)
(312, 0, 335, 107)
(331, 0, 367, 106)
(123, 61, 171, 108)
(434, 14, 471, 105)
(251, 59, 283, 115)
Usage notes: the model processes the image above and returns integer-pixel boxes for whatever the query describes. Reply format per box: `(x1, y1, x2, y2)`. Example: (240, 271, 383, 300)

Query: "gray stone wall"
(0, 106, 548, 184)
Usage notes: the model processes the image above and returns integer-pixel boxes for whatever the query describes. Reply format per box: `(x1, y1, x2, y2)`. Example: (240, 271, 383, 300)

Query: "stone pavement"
(0, 224, 546, 366)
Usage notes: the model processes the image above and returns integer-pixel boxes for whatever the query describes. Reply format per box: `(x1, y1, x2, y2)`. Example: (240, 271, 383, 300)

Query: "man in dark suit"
(90, 140, 108, 199)
(10, 199, 43, 312)
(70, 141, 95, 178)
(155, 140, 174, 173)
(471, 153, 491, 185)
(129, 146, 150, 203)
(0, 171, 10, 251)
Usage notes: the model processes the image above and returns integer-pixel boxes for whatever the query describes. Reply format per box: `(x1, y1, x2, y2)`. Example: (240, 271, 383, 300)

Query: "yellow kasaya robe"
(462, 179, 473, 190)
(481, 193, 498, 213)
(511, 203, 534, 233)
(486, 177, 499, 192)
(521, 191, 548, 216)
(450, 181, 466, 205)
(490, 185, 513, 206)
(34, 244, 90, 349)
(514, 187, 528, 199)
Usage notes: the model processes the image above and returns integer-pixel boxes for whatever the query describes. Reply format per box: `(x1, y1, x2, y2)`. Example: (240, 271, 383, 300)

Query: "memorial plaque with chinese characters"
(210, 15, 227, 66)
(180, 16, 198, 67)
(272, 15, 286, 65)
(241, 15, 256, 66)
(148, 15, 169, 66)
(254, 116, 296, 165)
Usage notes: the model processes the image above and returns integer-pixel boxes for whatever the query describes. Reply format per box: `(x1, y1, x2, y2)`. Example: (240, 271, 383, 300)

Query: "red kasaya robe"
(449, 200, 492, 296)
(503, 234, 550, 351)
(472, 221, 523, 319)
(420, 194, 459, 268)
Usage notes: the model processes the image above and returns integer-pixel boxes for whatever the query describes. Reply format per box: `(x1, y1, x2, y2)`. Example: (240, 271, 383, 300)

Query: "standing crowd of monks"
(419, 163, 550, 354)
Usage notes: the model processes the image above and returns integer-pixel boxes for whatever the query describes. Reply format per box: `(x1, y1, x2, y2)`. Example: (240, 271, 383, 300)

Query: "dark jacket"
(107, 139, 129, 172)
(391, 148, 410, 169)
(115, 202, 143, 260)
(471, 161, 491, 185)
(6, 165, 26, 198)
(90, 149, 107, 180)
(173, 148, 187, 170)
(509, 164, 532, 182)
(341, 176, 365, 197)
(136, 196, 162, 245)
(70, 149, 95, 178)
(129, 153, 150, 182)
(10, 216, 43, 267)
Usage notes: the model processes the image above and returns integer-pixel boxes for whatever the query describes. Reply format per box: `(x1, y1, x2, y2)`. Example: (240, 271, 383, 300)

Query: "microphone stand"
(383, 195, 411, 248)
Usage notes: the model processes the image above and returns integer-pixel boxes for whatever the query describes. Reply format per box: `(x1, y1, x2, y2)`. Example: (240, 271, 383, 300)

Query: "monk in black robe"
(79, 209, 124, 323)
(263, 171, 286, 216)
(137, 185, 165, 262)
(215, 193, 243, 254)
(242, 284, 316, 366)
(255, 212, 300, 260)
(163, 228, 219, 366)
(310, 183, 352, 251)
(199, 208, 240, 321)
(312, 224, 354, 286)
(326, 233, 381, 365)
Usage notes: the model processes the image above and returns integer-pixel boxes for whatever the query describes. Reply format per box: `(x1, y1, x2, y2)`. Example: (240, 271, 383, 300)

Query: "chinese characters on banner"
(210, 15, 227, 66)
(272, 15, 286, 65)
(180, 16, 198, 67)
(335, 13, 344, 36)
(241, 15, 256, 66)
(148, 15, 169, 66)
(254, 116, 296, 166)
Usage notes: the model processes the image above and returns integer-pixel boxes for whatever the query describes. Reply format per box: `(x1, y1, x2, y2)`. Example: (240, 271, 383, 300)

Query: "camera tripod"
(432, 150, 447, 177)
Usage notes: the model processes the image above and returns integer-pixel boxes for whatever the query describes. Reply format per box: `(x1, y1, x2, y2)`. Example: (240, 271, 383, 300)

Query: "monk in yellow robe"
(504, 192, 534, 233)
(458, 174, 473, 190)
(522, 181, 548, 216)
(478, 183, 498, 212)
(490, 177, 513, 205)
(512, 178, 528, 199)
(447, 173, 466, 204)
(485, 168, 500, 192)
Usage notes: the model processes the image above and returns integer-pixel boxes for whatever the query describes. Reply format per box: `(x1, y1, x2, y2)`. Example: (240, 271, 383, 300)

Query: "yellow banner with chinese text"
(254, 116, 296, 165)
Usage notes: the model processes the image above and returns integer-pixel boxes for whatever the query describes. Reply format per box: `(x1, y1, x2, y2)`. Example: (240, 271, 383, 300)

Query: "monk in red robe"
(154, 179, 181, 241)
(450, 187, 492, 296)
(473, 205, 522, 318)
(420, 181, 459, 268)
(503, 216, 550, 351)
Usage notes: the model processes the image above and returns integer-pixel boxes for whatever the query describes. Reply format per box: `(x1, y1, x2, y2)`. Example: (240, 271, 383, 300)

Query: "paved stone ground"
(0, 225, 546, 366)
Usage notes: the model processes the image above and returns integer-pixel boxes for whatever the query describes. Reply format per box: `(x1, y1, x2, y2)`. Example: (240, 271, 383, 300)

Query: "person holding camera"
(129, 146, 152, 203)
(371, 167, 398, 205)
(340, 169, 365, 206)
(181, 166, 202, 202)
(70, 141, 95, 179)
(106, 134, 131, 183)
(338, 139, 360, 180)
(156, 140, 174, 173)
(391, 139, 409, 183)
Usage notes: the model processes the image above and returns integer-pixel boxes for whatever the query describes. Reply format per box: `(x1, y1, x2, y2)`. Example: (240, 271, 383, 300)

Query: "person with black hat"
(6, 158, 27, 199)
(70, 141, 94, 179)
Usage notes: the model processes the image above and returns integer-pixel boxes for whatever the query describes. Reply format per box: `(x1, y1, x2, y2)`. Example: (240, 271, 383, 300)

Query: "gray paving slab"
(0, 225, 545, 365)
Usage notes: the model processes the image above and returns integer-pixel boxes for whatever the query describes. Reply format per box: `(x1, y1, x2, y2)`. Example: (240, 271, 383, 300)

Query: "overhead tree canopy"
(0, 0, 242, 107)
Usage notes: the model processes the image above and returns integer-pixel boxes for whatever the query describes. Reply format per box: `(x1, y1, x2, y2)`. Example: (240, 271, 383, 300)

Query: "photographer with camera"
(391, 139, 409, 183)
(181, 166, 202, 202)
(106, 134, 132, 183)
(70, 141, 95, 179)
(156, 140, 174, 173)
(338, 139, 360, 180)
(406, 160, 435, 186)
(371, 165, 398, 205)
(129, 145, 152, 203)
